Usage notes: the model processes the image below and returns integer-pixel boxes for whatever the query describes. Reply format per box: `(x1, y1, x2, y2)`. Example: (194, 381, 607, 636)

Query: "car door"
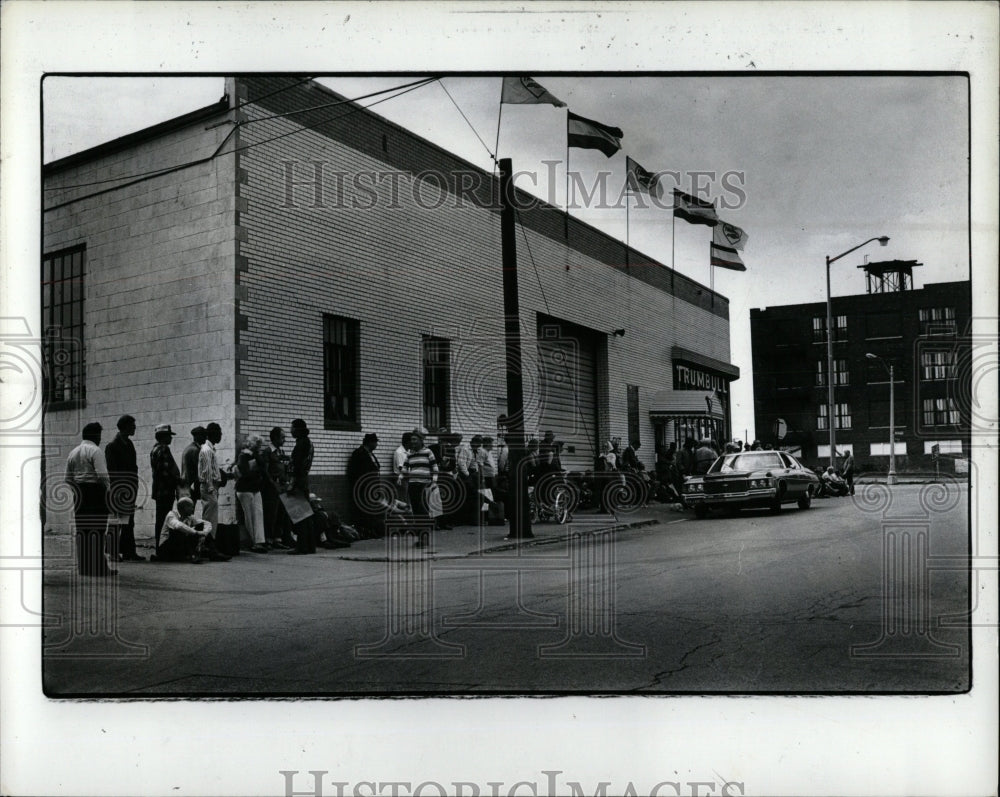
(778, 452, 802, 496)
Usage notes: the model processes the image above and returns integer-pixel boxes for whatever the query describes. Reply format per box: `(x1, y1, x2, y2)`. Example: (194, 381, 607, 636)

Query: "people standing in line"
(429, 430, 456, 530)
(181, 426, 207, 506)
(621, 439, 642, 473)
(260, 426, 291, 549)
(842, 449, 855, 496)
(288, 418, 316, 554)
(155, 496, 230, 563)
(198, 422, 225, 533)
(65, 422, 116, 577)
(346, 432, 383, 536)
(392, 432, 414, 502)
(149, 423, 181, 554)
(105, 414, 143, 561)
(677, 437, 696, 478)
(401, 428, 439, 548)
(235, 434, 269, 553)
(457, 434, 483, 525)
(478, 436, 499, 524)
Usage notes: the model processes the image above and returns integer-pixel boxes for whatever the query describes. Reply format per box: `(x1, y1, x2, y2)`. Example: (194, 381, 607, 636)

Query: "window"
(816, 358, 848, 386)
(921, 350, 956, 381)
(817, 403, 851, 431)
(870, 442, 902, 456)
(922, 398, 959, 427)
(919, 307, 956, 336)
(422, 336, 450, 432)
(323, 315, 360, 429)
(627, 384, 640, 447)
(924, 440, 963, 455)
(817, 444, 853, 460)
(812, 315, 847, 343)
(42, 245, 86, 405)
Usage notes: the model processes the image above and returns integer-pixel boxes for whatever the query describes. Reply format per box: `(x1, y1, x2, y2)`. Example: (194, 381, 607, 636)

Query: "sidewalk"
(129, 507, 671, 563)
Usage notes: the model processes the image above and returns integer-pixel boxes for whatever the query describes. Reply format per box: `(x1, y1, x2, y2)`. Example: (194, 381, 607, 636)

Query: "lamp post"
(825, 236, 889, 469)
(866, 353, 897, 485)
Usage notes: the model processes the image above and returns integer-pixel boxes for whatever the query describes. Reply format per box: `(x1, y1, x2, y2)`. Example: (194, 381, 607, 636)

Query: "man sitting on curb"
(152, 497, 230, 563)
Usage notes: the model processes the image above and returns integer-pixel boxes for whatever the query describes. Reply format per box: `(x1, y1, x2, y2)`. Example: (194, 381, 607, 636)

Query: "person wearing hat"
(65, 422, 115, 576)
(346, 432, 382, 536)
(155, 496, 230, 563)
(287, 419, 316, 554)
(181, 426, 207, 506)
(149, 423, 181, 554)
(106, 413, 143, 561)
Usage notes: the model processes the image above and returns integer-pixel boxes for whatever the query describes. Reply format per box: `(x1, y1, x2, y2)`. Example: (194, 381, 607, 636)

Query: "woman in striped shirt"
(402, 429, 438, 547)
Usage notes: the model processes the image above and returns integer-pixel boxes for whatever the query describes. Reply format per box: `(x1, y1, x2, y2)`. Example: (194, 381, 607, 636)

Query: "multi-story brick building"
(750, 264, 971, 473)
(42, 76, 740, 528)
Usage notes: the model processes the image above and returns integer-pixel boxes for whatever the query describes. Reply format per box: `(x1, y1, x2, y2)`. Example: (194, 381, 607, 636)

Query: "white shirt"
(161, 509, 212, 546)
(392, 445, 409, 476)
(198, 440, 220, 491)
(65, 440, 111, 488)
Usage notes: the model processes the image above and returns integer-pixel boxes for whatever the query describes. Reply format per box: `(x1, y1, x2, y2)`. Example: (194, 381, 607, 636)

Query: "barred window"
(922, 398, 959, 427)
(817, 403, 851, 430)
(816, 358, 849, 386)
(919, 307, 956, 336)
(42, 245, 86, 405)
(920, 350, 956, 381)
(323, 315, 360, 429)
(812, 315, 847, 343)
(423, 336, 450, 432)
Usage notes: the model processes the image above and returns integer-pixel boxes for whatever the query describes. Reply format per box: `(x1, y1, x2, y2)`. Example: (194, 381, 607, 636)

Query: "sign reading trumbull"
(673, 362, 729, 394)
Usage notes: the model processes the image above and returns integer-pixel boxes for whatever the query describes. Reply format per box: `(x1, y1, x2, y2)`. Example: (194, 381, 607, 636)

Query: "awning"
(649, 389, 725, 418)
(671, 346, 740, 380)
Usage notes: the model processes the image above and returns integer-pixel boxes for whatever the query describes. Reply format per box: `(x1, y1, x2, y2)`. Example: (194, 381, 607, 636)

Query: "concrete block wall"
(233, 78, 733, 513)
(42, 116, 239, 534)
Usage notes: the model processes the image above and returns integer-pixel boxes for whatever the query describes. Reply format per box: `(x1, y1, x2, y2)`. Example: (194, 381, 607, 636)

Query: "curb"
(336, 517, 663, 562)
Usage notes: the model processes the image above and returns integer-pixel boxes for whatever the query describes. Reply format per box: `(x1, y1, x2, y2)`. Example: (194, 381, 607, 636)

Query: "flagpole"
(564, 141, 570, 240)
(625, 179, 631, 269)
(494, 82, 504, 173)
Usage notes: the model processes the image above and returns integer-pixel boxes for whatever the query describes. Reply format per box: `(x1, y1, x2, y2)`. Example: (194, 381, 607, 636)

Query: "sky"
(42, 74, 971, 441)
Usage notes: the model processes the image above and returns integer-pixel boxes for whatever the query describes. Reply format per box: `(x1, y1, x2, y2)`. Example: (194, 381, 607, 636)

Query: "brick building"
(749, 265, 971, 473)
(42, 76, 740, 528)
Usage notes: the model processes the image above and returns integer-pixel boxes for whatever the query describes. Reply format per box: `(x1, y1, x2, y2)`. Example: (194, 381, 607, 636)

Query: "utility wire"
(435, 78, 497, 166)
(514, 207, 551, 316)
(45, 77, 437, 192)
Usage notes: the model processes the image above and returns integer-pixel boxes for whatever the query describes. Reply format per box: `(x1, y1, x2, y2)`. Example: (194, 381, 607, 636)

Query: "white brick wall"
(42, 116, 239, 534)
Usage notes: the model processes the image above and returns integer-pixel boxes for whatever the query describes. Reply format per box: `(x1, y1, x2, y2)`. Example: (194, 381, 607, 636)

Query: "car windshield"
(708, 452, 784, 473)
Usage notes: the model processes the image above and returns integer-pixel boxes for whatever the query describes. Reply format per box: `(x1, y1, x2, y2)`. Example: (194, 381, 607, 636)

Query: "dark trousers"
(263, 487, 294, 545)
(73, 482, 111, 576)
(294, 518, 317, 553)
(154, 496, 173, 552)
(845, 471, 855, 495)
(108, 512, 137, 560)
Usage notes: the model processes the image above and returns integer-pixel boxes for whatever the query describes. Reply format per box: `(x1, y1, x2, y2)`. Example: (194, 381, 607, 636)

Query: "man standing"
(842, 449, 856, 495)
(149, 423, 181, 554)
(392, 432, 413, 502)
(402, 428, 439, 548)
(346, 432, 382, 535)
(456, 434, 482, 525)
(198, 422, 225, 532)
(261, 426, 291, 549)
(181, 426, 207, 505)
(65, 422, 115, 577)
(288, 418, 316, 554)
(105, 414, 144, 561)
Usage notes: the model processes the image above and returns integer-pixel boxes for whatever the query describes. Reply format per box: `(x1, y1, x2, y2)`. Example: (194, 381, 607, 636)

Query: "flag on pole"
(673, 189, 719, 226)
(625, 157, 663, 199)
(709, 221, 749, 271)
(567, 111, 624, 157)
(500, 77, 566, 107)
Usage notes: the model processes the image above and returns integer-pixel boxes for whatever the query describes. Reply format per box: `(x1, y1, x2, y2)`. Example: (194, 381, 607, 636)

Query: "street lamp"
(866, 353, 897, 485)
(825, 236, 889, 469)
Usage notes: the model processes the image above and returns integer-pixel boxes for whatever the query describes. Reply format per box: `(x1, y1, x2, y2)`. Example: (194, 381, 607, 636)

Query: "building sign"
(673, 362, 729, 394)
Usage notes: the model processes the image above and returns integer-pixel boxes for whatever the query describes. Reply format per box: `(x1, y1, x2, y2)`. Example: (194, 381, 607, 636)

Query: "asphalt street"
(42, 483, 971, 695)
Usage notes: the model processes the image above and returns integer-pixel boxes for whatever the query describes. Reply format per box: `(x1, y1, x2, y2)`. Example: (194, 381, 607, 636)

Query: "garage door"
(536, 315, 600, 472)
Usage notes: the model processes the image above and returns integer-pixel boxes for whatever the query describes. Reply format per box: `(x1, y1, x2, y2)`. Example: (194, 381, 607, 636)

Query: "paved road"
(42, 483, 970, 695)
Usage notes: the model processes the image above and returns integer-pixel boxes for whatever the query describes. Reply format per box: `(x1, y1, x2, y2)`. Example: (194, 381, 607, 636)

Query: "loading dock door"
(536, 316, 599, 472)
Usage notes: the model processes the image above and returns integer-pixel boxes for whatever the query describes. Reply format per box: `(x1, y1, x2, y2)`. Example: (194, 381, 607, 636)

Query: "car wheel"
(798, 488, 812, 510)
(694, 505, 708, 519)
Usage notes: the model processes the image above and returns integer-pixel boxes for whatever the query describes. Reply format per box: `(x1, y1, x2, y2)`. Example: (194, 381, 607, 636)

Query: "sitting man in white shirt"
(154, 497, 230, 563)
